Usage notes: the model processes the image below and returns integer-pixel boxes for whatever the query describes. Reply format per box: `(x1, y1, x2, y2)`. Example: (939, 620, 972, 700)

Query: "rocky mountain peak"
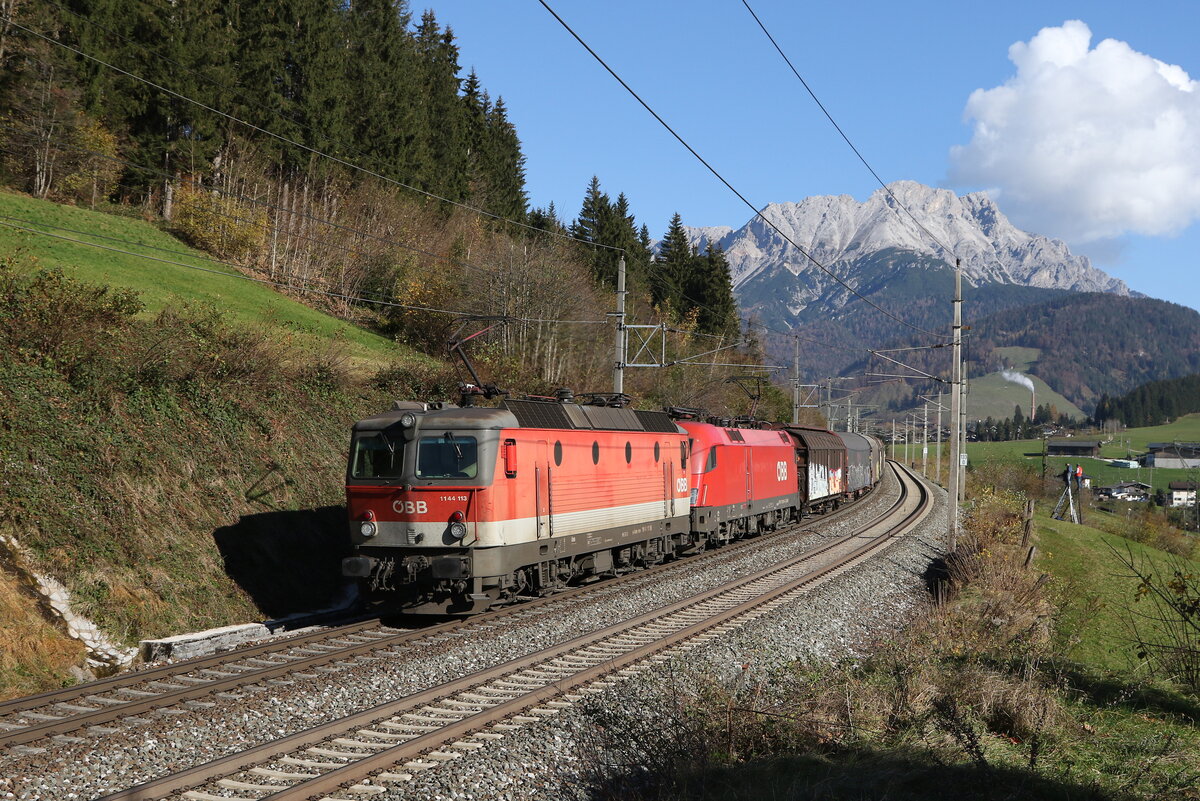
(686, 181, 1130, 298)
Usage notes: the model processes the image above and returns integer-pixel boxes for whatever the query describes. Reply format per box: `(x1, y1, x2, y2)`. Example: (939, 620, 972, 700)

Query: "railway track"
(0, 474, 884, 752)
(95, 461, 930, 801)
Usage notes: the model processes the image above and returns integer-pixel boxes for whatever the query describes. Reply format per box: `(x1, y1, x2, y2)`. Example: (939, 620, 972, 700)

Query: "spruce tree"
(693, 242, 738, 336)
(653, 212, 693, 318)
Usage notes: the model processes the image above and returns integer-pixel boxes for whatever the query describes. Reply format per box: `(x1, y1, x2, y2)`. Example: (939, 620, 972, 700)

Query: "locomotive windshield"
(350, 431, 406, 480)
(416, 434, 479, 479)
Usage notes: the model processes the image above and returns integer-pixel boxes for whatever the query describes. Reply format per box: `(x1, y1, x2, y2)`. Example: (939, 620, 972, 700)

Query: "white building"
(1166, 481, 1198, 508)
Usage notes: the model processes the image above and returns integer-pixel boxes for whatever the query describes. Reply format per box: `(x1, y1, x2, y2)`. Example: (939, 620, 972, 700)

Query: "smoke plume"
(1000, 370, 1035, 392)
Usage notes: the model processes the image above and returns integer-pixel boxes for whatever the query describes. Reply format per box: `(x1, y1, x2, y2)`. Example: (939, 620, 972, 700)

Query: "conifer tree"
(653, 212, 693, 317)
(481, 97, 527, 220)
(415, 12, 468, 200)
(571, 176, 607, 244)
(692, 242, 738, 336)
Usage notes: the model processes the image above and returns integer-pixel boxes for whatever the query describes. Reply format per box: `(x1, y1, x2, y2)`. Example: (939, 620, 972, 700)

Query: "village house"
(1165, 481, 1198, 508)
(1097, 481, 1153, 501)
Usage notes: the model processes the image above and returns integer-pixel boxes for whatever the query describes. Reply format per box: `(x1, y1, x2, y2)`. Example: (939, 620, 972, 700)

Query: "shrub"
(171, 186, 266, 262)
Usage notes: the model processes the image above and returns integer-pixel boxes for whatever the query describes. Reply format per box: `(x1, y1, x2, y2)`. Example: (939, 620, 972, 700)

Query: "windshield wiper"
(445, 431, 463, 460)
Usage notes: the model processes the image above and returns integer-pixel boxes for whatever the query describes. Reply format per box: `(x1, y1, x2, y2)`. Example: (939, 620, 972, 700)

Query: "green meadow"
(0, 190, 411, 366)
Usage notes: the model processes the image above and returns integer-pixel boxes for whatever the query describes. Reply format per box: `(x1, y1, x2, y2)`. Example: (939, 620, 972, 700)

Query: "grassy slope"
(965, 369, 1085, 422)
(0, 189, 407, 366)
(992, 345, 1041, 371)
(1036, 512, 1194, 670)
(0, 193, 444, 699)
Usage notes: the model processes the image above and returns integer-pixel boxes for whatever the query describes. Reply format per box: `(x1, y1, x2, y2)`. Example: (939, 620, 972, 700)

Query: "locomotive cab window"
(704, 445, 718, 473)
(350, 431, 406, 479)
(416, 433, 479, 479)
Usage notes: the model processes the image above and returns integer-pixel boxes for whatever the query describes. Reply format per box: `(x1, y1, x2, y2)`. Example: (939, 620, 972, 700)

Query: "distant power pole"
(791, 337, 800, 425)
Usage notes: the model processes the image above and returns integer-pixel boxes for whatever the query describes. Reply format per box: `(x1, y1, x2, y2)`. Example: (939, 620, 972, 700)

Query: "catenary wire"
(742, 1, 1030, 289)
(740, 0, 960, 264)
(536, 0, 950, 341)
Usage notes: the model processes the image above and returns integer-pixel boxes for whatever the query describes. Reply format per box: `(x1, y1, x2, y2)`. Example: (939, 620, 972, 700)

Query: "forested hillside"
(771, 258, 1200, 414)
(0, 1, 741, 348)
(1095, 373, 1200, 428)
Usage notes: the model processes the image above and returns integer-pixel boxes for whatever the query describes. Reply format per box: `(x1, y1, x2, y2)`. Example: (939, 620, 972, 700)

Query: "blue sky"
(422, 1, 1200, 312)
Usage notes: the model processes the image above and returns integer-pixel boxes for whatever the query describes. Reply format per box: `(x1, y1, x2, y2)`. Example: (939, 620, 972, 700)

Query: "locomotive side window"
(682, 440, 689, 468)
(350, 431, 405, 479)
(654, 442, 661, 462)
(554, 441, 563, 466)
(416, 434, 479, 479)
(592, 441, 600, 464)
(625, 442, 632, 464)
(705, 445, 718, 473)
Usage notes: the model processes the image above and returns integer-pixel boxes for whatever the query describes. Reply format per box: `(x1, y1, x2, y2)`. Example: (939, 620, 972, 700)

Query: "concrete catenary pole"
(935, 391, 943, 485)
(613, 255, 626, 394)
(922, 399, 929, 477)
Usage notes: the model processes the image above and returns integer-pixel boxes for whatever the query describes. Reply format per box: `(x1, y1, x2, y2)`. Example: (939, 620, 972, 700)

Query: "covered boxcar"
(837, 432, 874, 496)
(780, 425, 846, 510)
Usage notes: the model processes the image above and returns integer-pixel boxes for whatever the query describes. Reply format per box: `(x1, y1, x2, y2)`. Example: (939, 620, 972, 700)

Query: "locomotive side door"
(664, 457, 675, 518)
(745, 447, 753, 503)
(534, 440, 551, 539)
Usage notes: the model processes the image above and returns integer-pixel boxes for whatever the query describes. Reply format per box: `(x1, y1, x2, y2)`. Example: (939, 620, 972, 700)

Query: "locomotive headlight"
(399, 412, 417, 428)
(449, 521, 468, 540)
(359, 521, 378, 538)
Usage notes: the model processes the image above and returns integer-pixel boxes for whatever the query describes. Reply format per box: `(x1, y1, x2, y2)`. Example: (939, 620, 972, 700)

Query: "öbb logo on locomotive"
(342, 396, 884, 615)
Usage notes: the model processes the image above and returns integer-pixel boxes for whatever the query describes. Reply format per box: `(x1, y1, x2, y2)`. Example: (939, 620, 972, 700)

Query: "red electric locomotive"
(679, 420, 800, 543)
(342, 388, 884, 614)
(342, 397, 691, 614)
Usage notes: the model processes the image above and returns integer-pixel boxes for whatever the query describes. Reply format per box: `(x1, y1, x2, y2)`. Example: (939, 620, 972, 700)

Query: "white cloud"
(949, 20, 1200, 243)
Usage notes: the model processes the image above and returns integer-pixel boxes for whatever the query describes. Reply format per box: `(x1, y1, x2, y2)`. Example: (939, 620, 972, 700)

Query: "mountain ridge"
(685, 181, 1132, 310)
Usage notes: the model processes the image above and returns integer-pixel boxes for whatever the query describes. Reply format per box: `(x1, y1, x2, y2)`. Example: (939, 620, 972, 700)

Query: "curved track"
(0, 478, 882, 750)
(96, 462, 931, 801)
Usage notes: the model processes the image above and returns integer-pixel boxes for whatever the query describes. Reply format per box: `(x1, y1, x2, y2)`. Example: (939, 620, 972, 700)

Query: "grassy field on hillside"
(1101, 413, 1200, 455)
(0, 190, 410, 366)
(1036, 511, 1196, 669)
(992, 345, 1041, 371)
(967, 414, 1200, 492)
(964, 369, 1085, 422)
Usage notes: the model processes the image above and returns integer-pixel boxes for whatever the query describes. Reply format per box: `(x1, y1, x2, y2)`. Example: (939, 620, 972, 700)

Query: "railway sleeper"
(307, 746, 365, 759)
(217, 779, 281, 792)
(378, 721, 440, 733)
(250, 767, 319, 780)
(358, 728, 417, 741)
(333, 738, 391, 750)
(281, 756, 344, 769)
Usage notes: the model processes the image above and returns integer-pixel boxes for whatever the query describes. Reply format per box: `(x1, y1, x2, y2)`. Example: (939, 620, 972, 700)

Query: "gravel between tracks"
(0, 468, 935, 801)
(356, 472, 947, 801)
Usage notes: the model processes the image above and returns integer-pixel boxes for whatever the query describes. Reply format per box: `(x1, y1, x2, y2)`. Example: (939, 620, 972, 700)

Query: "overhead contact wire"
(740, 0, 959, 264)
(536, 0, 950, 341)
